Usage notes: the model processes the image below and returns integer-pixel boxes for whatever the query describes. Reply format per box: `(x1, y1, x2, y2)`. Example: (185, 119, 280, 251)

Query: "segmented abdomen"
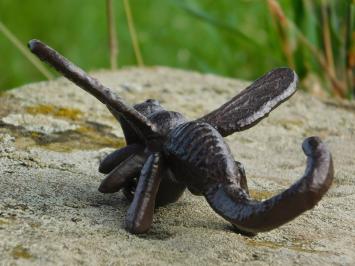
(163, 122, 236, 188)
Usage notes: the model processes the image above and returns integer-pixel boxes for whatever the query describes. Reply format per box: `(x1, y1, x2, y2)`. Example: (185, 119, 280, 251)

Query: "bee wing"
(197, 68, 298, 137)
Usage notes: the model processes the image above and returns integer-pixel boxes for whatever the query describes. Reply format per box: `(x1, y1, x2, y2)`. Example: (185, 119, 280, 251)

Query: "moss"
(56, 108, 82, 120)
(30, 131, 41, 138)
(249, 190, 275, 201)
(26, 104, 82, 120)
(75, 126, 125, 148)
(11, 245, 33, 260)
(27, 105, 124, 151)
(2, 113, 125, 152)
(28, 126, 125, 152)
(13, 130, 124, 152)
(0, 219, 10, 225)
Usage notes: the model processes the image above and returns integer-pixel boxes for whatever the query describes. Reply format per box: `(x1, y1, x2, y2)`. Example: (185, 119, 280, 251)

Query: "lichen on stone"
(11, 245, 33, 260)
(26, 104, 83, 120)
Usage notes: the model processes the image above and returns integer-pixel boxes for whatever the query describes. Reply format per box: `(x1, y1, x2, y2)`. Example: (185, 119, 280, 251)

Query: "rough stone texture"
(0, 67, 354, 265)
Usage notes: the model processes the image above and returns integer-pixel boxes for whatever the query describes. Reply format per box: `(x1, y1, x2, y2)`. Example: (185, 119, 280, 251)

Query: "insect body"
(29, 40, 334, 235)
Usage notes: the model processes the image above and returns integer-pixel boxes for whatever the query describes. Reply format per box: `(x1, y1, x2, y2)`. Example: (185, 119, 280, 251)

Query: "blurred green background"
(0, 0, 353, 98)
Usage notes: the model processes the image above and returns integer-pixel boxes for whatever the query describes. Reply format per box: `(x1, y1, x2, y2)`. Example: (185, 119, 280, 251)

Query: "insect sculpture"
(28, 40, 334, 235)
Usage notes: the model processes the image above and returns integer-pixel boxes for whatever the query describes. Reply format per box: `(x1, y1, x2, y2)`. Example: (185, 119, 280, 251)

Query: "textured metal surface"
(29, 40, 334, 235)
(164, 122, 238, 193)
(98, 147, 147, 194)
(204, 137, 333, 234)
(198, 68, 298, 136)
(98, 143, 143, 174)
(125, 153, 162, 234)
(28, 39, 159, 140)
(111, 100, 166, 145)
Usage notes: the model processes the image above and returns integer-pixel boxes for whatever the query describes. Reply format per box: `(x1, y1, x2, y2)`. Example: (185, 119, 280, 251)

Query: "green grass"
(0, 0, 353, 98)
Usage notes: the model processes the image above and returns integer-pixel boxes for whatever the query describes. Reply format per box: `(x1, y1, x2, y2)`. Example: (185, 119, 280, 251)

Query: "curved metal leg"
(99, 144, 144, 174)
(125, 153, 163, 234)
(98, 150, 148, 193)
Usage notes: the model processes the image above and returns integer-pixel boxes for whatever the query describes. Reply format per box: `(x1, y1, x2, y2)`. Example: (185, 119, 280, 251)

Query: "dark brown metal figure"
(28, 39, 334, 235)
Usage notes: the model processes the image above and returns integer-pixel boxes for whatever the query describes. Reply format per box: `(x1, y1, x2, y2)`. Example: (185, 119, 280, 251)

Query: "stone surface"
(0, 67, 354, 265)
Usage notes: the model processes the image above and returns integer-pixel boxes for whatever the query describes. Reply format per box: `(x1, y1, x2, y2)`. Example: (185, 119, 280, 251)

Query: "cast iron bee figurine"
(29, 40, 334, 235)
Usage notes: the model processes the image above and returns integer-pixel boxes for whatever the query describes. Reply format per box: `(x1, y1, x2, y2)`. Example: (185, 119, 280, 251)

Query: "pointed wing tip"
(271, 67, 299, 93)
(28, 39, 53, 62)
(267, 67, 299, 104)
(28, 39, 37, 48)
(195, 67, 299, 136)
(238, 67, 299, 128)
(28, 39, 42, 52)
(287, 69, 298, 97)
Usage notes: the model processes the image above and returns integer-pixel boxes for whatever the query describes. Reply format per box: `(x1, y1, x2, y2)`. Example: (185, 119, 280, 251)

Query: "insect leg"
(122, 168, 186, 206)
(125, 153, 162, 234)
(98, 149, 148, 193)
(99, 144, 144, 174)
(155, 168, 186, 206)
